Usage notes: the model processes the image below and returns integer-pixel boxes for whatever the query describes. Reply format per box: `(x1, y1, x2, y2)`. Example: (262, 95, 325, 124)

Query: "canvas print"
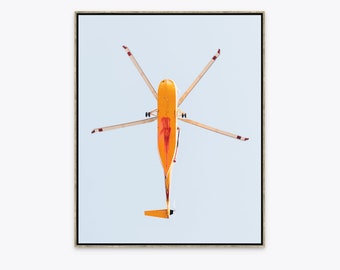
(76, 12, 264, 246)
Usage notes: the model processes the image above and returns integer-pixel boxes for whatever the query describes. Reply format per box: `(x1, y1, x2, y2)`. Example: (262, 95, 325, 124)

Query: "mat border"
(74, 11, 265, 248)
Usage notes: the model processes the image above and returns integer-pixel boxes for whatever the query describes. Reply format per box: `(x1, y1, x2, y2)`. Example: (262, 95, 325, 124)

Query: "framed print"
(75, 11, 264, 246)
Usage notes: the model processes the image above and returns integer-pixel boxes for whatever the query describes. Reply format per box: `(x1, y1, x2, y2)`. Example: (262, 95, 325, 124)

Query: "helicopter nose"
(160, 79, 175, 87)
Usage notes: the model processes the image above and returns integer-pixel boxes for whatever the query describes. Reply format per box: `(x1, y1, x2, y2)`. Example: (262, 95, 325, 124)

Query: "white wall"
(1, 1, 339, 269)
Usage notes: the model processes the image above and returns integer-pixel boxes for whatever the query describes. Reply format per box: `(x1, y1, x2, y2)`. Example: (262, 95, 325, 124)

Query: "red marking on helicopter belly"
(160, 117, 171, 154)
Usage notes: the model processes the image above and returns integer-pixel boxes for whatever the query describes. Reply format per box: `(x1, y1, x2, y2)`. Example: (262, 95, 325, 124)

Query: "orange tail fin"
(144, 209, 174, 219)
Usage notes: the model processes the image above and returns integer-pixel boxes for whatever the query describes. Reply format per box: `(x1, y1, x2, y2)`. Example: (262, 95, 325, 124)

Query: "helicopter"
(92, 45, 248, 218)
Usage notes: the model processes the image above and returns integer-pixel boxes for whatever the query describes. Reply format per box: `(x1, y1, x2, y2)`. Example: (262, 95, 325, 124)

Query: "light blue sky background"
(78, 13, 262, 244)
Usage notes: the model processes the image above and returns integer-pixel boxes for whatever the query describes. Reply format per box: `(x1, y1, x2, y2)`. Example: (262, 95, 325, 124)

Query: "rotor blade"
(177, 49, 220, 106)
(91, 117, 157, 134)
(122, 45, 158, 100)
(178, 118, 249, 141)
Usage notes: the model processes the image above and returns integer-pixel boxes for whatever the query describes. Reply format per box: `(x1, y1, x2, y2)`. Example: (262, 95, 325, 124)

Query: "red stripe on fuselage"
(160, 117, 171, 155)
